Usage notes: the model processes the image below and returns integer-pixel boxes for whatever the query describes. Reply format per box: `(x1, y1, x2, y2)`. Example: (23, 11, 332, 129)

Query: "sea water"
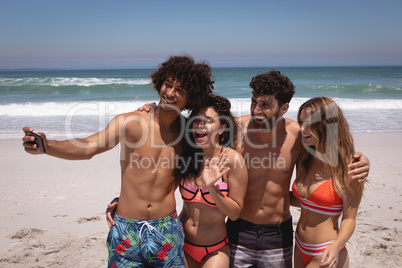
(1, 66, 401, 139)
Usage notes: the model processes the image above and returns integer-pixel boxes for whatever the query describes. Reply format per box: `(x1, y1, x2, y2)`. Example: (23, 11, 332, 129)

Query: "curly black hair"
(250, 70, 295, 106)
(189, 94, 238, 147)
(150, 55, 214, 111)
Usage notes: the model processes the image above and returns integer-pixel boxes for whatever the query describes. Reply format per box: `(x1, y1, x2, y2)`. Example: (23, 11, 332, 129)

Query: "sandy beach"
(0, 132, 401, 267)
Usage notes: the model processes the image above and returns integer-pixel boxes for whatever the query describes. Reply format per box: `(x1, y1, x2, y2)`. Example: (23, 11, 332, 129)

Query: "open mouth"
(254, 116, 266, 123)
(195, 133, 207, 139)
(193, 132, 208, 143)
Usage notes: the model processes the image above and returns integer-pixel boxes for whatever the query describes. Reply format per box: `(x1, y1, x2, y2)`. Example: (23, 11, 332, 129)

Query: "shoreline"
(0, 132, 401, 267)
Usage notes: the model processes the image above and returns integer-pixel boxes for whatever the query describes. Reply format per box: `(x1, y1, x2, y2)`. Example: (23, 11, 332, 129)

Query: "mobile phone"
(27, 131, 46, 153)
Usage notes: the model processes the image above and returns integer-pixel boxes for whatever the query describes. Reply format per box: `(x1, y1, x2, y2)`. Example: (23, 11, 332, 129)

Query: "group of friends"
(23, 55, 369, 268)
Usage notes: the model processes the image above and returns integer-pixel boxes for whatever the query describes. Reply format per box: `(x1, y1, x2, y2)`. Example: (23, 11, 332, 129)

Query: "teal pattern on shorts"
(107, 212, 185, 268)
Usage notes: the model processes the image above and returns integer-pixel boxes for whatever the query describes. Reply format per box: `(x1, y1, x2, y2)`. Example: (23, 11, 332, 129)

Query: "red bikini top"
(292, 177, 343, 216)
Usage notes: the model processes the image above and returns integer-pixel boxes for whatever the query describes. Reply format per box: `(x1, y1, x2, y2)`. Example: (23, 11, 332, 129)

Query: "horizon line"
(1, 65, 402, 72)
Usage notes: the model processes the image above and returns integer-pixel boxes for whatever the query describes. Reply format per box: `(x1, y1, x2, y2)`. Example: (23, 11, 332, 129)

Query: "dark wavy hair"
(178, 95, 238, 181)
(189, 94, 238, 147)
(250, 70, 295, 106)
(150, 55, 214, 111)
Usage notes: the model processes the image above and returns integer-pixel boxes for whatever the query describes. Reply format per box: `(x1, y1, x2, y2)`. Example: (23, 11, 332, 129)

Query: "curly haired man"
(22, 55, 214, 268)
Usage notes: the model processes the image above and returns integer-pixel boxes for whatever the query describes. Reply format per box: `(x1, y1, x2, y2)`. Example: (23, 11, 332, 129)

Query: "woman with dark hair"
(292, 97, 365, 268)
(178, 94, 247, 267)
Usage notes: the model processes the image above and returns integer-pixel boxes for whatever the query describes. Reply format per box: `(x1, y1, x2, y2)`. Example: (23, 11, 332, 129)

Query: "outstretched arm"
(22, 114, 125, 160)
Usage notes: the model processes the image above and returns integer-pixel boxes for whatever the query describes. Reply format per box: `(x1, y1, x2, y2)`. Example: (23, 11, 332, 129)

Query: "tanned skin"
(23, 78, 190, 221)
(233, 94, 302, 225)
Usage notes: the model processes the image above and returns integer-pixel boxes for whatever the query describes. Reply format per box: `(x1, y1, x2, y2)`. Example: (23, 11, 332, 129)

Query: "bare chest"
(239, 140, 295, 174)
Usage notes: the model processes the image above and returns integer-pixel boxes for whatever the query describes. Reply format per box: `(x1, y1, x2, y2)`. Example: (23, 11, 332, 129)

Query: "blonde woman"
(292, 97, 364, 268)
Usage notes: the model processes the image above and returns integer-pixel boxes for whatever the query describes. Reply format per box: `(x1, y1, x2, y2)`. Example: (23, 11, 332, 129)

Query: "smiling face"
(299, 109, 318, 147)
(250, 94, 288, 129)
(192, 106, 225, 148)
(159, 78, 189, 112)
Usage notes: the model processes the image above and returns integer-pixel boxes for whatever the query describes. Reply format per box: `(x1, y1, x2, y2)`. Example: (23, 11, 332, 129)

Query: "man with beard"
(226, 70, 369, 268)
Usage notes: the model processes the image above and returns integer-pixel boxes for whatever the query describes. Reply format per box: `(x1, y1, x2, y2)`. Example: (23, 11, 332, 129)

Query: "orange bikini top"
(292, 177, 343, 216)
(179, 178, 229, 207)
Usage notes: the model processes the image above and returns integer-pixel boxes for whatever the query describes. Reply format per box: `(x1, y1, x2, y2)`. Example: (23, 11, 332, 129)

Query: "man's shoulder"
(224, 147, 243, 159)
(118, 110, 151, 121)
(283, 118, 302, 153)
(238, 114, 251, 121)
(111, 111, 152, 132)
(284, 118, 300, 135)
(236, 115, 251, 128)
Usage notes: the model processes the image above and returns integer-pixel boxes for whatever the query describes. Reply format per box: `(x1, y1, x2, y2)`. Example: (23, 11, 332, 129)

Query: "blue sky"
(1, 0, 402, 69)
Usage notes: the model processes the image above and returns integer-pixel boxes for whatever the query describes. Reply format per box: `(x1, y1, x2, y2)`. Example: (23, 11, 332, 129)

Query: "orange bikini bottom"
(183, 236, 229, 262)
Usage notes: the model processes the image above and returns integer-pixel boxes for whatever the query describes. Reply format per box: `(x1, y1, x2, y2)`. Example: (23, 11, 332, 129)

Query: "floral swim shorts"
(107, 212, 185, 268)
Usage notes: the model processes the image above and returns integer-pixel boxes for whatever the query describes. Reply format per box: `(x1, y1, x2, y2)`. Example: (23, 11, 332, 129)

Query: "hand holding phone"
(26, 131, 46, 153)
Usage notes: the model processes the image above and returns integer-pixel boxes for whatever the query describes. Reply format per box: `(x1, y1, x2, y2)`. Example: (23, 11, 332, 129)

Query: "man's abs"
(240, 180, 291, 225)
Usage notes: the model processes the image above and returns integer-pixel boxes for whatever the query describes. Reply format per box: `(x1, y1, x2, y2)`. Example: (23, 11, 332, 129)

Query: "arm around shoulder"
(348, 152, 370, 182)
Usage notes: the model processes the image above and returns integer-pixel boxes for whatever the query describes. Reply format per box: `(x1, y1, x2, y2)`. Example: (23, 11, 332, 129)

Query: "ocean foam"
(1, 97, 402, 138)
(2, 98, 402, 117)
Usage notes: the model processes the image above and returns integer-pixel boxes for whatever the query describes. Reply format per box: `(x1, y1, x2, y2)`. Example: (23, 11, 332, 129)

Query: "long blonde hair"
(297, 97, 362, 199)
